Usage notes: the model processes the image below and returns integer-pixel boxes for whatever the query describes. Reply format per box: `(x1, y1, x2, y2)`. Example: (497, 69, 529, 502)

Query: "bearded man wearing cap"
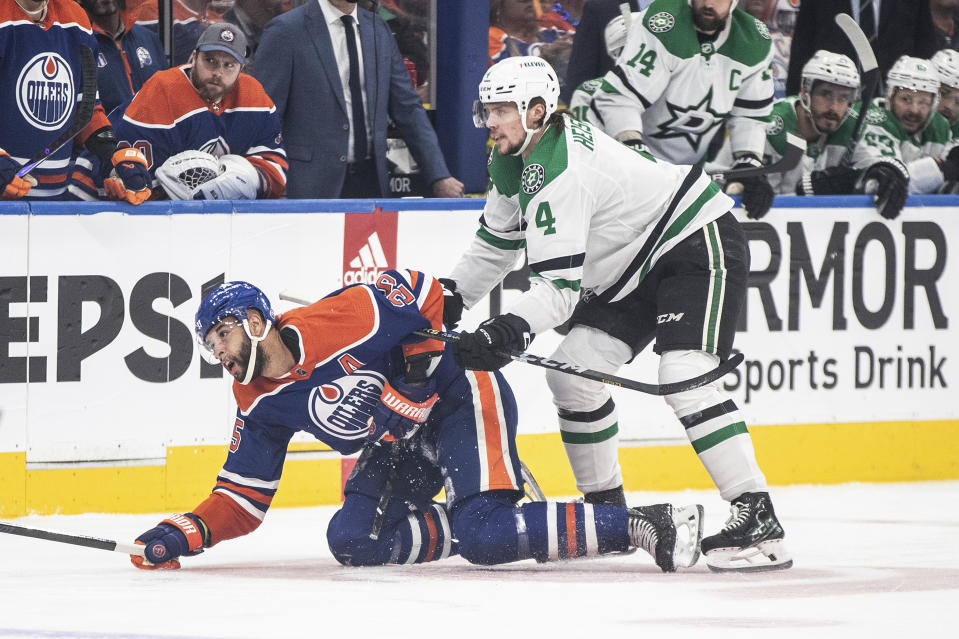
(69, 22, 289, 201)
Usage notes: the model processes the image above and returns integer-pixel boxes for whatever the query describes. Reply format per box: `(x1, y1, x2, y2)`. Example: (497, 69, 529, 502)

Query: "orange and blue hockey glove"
(105, 147, 152, 205)
(130, 513, 208, 570)
(0, 149, 36, 200)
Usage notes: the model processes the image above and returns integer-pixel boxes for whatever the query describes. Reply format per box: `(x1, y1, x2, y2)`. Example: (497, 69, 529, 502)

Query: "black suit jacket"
(561, 0, 641, 104)
(786, 0, 935, 96)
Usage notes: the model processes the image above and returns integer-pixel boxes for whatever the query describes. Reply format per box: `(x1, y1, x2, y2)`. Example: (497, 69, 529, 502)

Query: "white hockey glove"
(155, 150, 221, 200)
(192, 154, 260, 201)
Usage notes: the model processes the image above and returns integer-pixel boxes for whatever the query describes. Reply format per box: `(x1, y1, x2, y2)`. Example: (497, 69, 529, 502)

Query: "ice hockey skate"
(702, 492, 793, 572)
(628, 503, 704, 572)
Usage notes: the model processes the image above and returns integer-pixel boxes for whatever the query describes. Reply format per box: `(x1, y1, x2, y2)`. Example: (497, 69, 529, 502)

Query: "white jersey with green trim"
(569, 78, 603, 126)
(592, 0, 774, 165)
(449, 115, 734, 335)
(850, 98, 955, 194)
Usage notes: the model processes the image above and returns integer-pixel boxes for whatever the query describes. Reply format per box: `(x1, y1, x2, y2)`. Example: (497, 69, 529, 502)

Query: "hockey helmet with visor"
(473, 56, 560, 155)
(195, 281, 276, 385)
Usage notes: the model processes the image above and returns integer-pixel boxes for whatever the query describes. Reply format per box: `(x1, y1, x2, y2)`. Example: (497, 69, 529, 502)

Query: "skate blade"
(672, 504, 704, 569)
(705, 539, 793, 573)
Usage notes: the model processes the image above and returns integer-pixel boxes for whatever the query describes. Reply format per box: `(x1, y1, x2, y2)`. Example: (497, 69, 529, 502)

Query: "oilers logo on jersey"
(17, 53, 75, 131)
(309, 371, 385, 441)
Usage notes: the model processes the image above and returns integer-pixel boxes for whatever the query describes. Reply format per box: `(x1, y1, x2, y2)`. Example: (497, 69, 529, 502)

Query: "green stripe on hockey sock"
(692, 421, 748, 453)
(561, 422, 619, 444)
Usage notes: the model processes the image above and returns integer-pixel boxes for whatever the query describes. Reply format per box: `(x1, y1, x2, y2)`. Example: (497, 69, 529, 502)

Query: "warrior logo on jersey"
(766, 115, 784, 136)
(17, 53, 75, 132)
(650, 87, 722, 151)
(199, 137, 231, 157)
(521, 163, 545, 194)
(308, 371, 385, 441)
(648, 12, 674, 33)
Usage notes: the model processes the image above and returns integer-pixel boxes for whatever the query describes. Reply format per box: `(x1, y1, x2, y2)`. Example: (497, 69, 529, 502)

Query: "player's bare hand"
(432, 176, 465, 198)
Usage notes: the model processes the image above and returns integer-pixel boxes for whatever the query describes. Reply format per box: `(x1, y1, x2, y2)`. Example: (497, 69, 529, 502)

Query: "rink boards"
(0, 196, 956, 515)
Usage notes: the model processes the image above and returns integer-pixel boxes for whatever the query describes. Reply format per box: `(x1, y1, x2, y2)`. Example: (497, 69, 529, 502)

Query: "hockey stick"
(834, 13, 880, 167)
(412, 327, 743, 396)
(709, 133, 806, 182)
(277, 289, 743, 395)
(0, 521, 144, 556)
(369, 440, 402, 541)
(16, 45, 98, 179)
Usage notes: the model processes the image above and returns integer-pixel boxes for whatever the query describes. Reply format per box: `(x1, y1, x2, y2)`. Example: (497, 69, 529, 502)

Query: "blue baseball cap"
(195, 23, 249, 65)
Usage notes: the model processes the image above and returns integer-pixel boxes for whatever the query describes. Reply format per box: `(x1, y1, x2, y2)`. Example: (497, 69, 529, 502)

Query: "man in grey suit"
(253, 0, 464, 198)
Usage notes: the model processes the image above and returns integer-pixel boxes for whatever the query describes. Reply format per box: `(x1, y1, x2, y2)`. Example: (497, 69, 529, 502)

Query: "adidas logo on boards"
(343, 231, 390, 285)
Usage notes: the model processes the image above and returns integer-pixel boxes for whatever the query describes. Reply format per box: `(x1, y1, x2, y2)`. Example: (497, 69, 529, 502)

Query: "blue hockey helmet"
(195, 282, 277, 384)
(195, 281, 275, 343)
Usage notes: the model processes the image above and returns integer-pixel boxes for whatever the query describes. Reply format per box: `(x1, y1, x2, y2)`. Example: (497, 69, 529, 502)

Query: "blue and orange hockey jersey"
(0, 0, 112, 199)
(192, 270, 450, 545)
(69, 64, 288, 199)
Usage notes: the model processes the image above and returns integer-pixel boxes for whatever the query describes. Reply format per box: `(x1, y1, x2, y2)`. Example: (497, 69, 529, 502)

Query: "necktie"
(859, 0, 876, 44)
(341, 15, 368, 162)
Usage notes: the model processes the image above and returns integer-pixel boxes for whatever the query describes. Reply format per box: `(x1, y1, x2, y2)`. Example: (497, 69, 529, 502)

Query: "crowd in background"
(6, 0, 959, 203)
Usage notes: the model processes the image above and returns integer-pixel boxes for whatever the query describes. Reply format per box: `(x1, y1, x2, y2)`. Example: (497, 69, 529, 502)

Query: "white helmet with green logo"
(474, 56, 560, 155)
(886, 56, 941, 130)
(932, 49, 959, 90)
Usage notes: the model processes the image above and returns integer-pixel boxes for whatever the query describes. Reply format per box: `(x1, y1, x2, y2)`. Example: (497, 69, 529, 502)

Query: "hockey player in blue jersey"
(0, 0, 151, 202)
(130, 275, 704, 571)
(69, 22, 288, 201)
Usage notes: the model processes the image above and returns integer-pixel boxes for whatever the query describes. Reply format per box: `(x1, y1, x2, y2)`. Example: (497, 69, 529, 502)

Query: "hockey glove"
(453, 313, 533, 371)
(936, 157, 959, 184)
(438, 278, 464, 329)
(728, 157, 774, 219)
(861, 160, 909, 220)
(0, 149, 35, 200)
(104, 147, 152, 205)
(192, 154, 261, 200)
(796, 165, 860, 196)
(131, 513, 208, 570)
(367, 377, 439, 442)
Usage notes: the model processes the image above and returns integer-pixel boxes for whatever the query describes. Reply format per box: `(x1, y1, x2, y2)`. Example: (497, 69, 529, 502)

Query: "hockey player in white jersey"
(444, 56, 791, 572)
(933, 49, 959, 137)
(713, 50, 862, 196)
(568, 9, 637, 124)
(592, 0, 776, 218)
(850, 56, 955, 218)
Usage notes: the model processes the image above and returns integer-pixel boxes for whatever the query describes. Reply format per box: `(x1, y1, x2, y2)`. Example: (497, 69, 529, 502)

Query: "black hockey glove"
(861, 160, 909, 220)
(438, 277, 464, 329)
(729, 157, 774, 219)
(796, 166, 860, 196)
(453, 313, 533, 371)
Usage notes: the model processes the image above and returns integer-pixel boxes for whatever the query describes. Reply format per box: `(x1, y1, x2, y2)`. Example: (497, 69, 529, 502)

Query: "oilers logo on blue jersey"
(17, 53, 75, 131)
(309, 371, 385, 442)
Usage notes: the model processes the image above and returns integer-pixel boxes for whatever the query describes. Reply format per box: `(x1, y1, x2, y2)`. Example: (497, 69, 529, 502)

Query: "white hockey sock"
(661, 350, 767, 501)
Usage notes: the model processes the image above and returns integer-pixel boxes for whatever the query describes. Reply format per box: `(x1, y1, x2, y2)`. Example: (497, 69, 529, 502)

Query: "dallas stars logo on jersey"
(521, 163, 545, 194)
(650, 87, 722, 150)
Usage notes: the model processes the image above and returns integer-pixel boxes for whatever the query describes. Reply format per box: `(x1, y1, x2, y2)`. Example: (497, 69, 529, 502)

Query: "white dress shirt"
(318, 0, 371, 162)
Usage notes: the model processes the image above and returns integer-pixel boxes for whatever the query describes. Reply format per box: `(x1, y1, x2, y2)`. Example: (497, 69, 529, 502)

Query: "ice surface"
(1, 481, 956, 638)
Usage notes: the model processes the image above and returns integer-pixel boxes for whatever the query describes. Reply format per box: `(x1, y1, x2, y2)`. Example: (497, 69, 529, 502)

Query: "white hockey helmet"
(474, 56, 560, 155)
(801, 50, 860, 92)
(886, 56, 941, 99)
(886, 56, 941, 130)
(799, 50, 860, 133)
(932, 49, 959, 90)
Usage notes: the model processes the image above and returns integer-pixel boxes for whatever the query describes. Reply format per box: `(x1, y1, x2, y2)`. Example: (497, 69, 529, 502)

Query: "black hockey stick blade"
(0, 521, 145, 556)
(835, 13, 880, 166)
(413, 327, 744, 395)
(710, 133, 806, 182)
(17, 45, 98, 179)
